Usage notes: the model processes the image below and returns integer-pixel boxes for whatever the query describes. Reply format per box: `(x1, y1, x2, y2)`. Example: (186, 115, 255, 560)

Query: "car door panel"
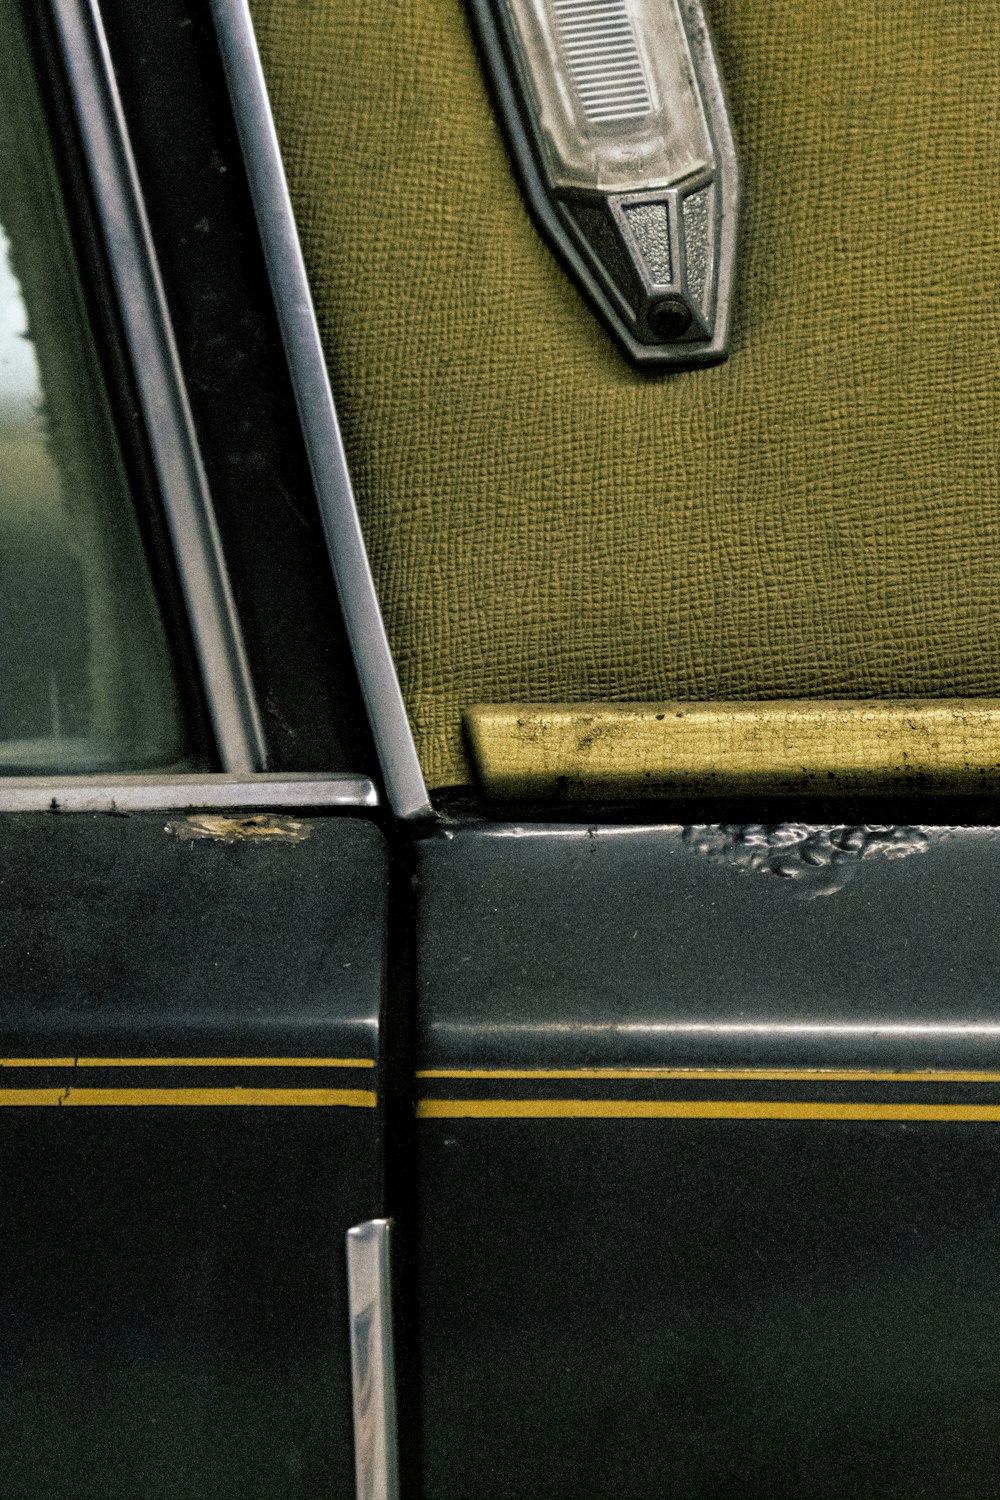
(413, 822, 1000, 1498)
(0, 811, 387, 1499)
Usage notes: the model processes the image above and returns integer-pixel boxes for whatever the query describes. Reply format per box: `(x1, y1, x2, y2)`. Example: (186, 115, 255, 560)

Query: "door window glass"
(0, 0, 193, 774)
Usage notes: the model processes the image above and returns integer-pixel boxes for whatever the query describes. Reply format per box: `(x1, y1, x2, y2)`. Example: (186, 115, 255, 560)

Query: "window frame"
(0, 0, 420, 812)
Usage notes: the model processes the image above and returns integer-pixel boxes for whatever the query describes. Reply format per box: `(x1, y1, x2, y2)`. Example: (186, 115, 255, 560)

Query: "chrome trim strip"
(208, 0, 432, 820)
(0, 773, 377, 813)
(346, 1219, 400, 1500)
(48, 0, 267, 774)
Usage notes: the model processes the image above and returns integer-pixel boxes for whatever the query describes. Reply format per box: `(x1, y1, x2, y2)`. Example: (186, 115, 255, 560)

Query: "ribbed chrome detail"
(552, 0, 651, 124)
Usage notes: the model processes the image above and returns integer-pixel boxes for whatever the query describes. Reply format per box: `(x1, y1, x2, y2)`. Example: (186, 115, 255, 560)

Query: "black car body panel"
(0, 812, 387, 1498)
(414, 821, 1000, 1498)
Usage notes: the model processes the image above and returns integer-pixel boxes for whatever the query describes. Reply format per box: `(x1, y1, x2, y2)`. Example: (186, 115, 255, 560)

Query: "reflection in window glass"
(0, 0, 192, 773)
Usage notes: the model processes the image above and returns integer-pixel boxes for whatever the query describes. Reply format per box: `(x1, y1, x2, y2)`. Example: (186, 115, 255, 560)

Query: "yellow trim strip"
(417, 1068, 1000, 1083)
(466, 699, 1000, 799)
(0, 1057, 374, 1070)
(0, 1088, 377, 1107)
(417, 1099, 1000, 1121)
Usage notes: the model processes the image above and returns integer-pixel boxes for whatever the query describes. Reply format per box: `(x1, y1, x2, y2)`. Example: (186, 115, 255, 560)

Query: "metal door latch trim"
(346, 1219, 400, 1500)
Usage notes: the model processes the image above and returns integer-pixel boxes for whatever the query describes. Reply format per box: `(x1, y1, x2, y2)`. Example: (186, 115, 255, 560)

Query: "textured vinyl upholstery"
(252, 0, 1000, 790)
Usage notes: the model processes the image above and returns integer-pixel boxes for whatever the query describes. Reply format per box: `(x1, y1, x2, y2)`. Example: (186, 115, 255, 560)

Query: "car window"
(0, 0, 192, 774)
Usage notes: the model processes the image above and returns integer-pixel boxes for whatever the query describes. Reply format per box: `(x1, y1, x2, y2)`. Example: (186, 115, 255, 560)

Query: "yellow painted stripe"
(0, 1057, 374, 1070)
(417, 1067, 1000, 1083)
(0, 1088, 377, 1107)
(0, 1091, 71, 1105)
(417, 1099, 1000, 1122)
(0, 1058, 75, 1068)
(74, 1057, 375, 1069)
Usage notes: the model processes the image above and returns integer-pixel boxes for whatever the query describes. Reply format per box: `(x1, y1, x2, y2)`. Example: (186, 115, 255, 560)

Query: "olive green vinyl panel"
(252, 0, 1000, 790)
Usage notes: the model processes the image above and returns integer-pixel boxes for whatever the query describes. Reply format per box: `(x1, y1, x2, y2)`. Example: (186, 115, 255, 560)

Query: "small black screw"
(646, 296, 693, 342)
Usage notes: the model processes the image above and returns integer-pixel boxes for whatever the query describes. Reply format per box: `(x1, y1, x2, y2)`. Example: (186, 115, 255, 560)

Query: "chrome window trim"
(209, 0, 432, 821)
(47, 0, 268, 775)
(0, 772, 378, 813)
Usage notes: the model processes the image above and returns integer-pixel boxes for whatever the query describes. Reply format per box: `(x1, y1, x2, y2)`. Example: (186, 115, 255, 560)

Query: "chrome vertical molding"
(346, 1220, 400, 1500)
(49, 0, 267, 774)
(208, 0, 432, 820)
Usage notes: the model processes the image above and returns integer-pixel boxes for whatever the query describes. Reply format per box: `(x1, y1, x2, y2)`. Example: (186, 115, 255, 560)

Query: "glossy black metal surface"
(413, 819, 1000, 1499)
(417, 821, 1000, 1070)
(0, 812, 385, 1054)
(0, 812, 387, 1499)
(4, 1107, 376, 1500)
(417, 1114, 1000, 1500)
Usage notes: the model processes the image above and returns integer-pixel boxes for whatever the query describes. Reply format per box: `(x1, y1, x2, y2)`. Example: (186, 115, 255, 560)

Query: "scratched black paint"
(413, 821, 1000, 1498)
(0, 814, 387, 1500)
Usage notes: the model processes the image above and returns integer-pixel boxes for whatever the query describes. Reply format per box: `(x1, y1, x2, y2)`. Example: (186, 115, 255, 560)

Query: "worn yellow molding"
(465, 701, 1000, 800)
